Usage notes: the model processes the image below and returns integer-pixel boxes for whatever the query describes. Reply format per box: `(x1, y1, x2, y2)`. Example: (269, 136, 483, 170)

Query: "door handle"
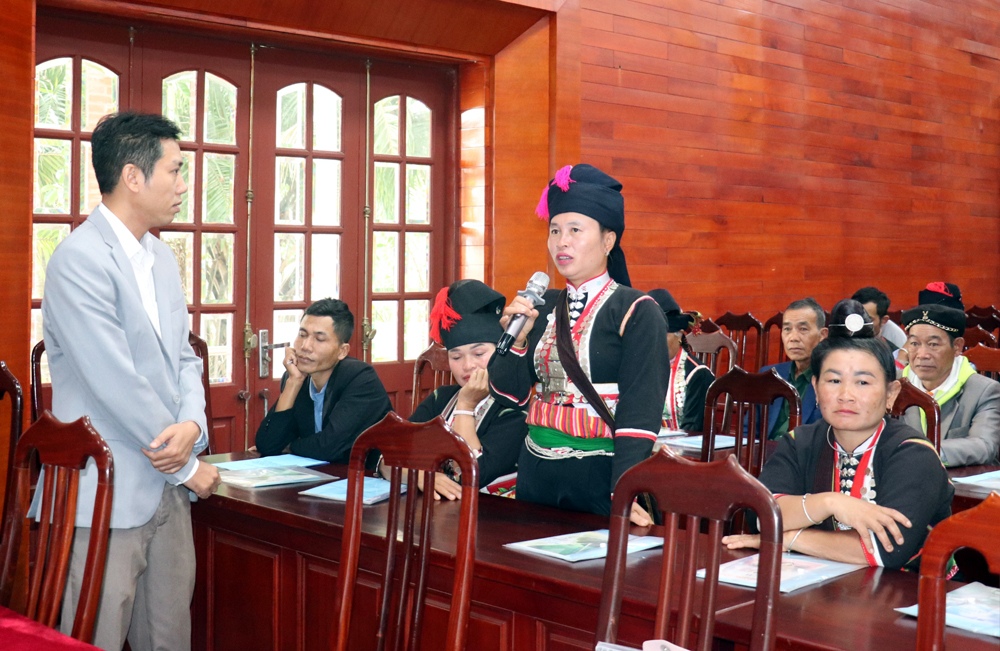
(259, 388, 271, 417)
(257, 329, 290, 379)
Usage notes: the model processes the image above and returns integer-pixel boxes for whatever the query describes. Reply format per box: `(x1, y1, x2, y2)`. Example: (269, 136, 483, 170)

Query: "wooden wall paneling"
(459, 61, 491, 283)
(0, 0, 34, 514)
(492, 17, 554, 301)
(577, 0, 1000, 317)
(210, 531, 282, 651)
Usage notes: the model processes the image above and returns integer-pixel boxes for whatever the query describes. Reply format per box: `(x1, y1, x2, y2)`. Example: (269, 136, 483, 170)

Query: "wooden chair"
(715, 311, 763, 372)
(687, 331, 737, 377)
(889, 377, 941, 451)
(759, 312, 785, 367)
(0, 362, 24, 525)
(696, 316, 720, 334)
(187, 332, 216, 454)
(960, 325, 997, 351)
(965, 343, 1000, 381)
(29, 340, 45, 423)
(32, 335, 215, 451)
(332, 412, 478, 651)
(410, 342, 453, 414)
(702, 367, 800, 477)
(965, 305, 999, 321)
(595, 449, 782, 651)
(886, 309, 903, 326)
(0, 412, 114, 644)
(965, 314, 1000, 337)
(915, 491, 1000, 651)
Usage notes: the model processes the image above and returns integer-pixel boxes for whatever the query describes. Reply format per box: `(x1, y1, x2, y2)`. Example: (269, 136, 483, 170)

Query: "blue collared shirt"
(308, 378, 327, 434)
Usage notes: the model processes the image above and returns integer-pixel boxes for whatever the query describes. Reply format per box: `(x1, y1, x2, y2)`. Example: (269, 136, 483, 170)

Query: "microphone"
(496, 271, 550, 356)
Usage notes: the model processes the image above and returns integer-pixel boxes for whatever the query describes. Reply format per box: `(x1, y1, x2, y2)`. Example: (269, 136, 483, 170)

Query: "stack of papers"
(213, 454, 327, 471)
(299, 478, 403, 505)
(952, 470, 1000, 491)
(504, 529, 662, 563)
(699, 552, 864, 593)
(664, 435, 736, 451)
(896, 582, 1000, 638)
(219, 466, 331, 489)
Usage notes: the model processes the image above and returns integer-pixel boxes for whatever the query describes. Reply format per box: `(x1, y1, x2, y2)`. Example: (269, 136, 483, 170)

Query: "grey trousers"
(60, 483, 196, 651)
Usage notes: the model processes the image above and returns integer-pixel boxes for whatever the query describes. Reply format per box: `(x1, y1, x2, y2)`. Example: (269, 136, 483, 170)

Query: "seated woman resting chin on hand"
(723, 299, 953, 571)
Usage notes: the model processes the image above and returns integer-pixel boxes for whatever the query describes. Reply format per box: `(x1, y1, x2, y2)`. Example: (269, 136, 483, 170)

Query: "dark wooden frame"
(889, 378, 941, 452)
(410, 342, 452, 414)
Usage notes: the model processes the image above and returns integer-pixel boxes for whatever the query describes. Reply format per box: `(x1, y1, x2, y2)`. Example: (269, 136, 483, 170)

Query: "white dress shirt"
(99, 203, 200, 483)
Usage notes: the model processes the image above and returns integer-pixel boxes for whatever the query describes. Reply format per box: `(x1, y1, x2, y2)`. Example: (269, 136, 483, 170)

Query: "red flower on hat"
(429, 286, 461, 345)
(926, 282, 953, 297)
(534, 165, 576, 220)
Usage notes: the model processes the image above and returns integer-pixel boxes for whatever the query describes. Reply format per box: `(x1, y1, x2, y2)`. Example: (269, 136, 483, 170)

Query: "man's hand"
(143, 421, 201, 473)
(282, 346, 306, 383)
(183, 462, 221, 499)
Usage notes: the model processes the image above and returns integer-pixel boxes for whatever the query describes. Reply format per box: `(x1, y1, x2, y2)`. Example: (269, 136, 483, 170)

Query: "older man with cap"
(901, 282, 1000, 466)
(648, 289, 714, 432)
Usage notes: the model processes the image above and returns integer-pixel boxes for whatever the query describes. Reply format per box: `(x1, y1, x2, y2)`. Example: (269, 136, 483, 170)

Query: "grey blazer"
(903, 372, 1000, 467)
(42, 208, 208, 529)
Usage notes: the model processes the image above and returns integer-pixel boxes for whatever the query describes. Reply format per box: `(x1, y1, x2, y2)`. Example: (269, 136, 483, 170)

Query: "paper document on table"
(213, 454, 327, 471)
(219, 466, 333, 489)
(505, 529, 662, 563)
(299, 478, 403, 505)
(596, 641, 689, 651)
(664, 435, 736, 451)
(897, 582, 1000, 638)
(700, 552, 864, 593)
(951, 469, 1000, 491)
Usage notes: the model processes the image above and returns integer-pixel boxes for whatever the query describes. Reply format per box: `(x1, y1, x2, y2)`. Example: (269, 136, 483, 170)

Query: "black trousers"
(514, 439, 613, 516)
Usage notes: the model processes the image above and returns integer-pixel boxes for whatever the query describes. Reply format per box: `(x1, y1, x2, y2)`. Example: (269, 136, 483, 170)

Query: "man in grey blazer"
(901, 283, 1000, 467)
(43, 112, 221, 650)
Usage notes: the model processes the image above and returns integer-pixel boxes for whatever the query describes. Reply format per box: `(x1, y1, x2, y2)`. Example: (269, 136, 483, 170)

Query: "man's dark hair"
(91, 112, 181, 195)
(851, 287, 890, 319)
(785, 297, 825, 329)
(304, 298, 354, 344)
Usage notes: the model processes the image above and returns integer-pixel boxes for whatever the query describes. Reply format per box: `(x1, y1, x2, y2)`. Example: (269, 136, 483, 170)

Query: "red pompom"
(553, 164, 575, 192)
(429, 286, 461, 344)
(926, 282, 952, 296)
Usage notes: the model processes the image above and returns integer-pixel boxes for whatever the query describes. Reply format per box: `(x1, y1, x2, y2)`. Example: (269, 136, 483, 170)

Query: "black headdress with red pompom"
(429, 279, 506, 351)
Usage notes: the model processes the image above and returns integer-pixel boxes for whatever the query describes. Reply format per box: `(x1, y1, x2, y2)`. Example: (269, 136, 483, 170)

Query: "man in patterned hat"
(901, 282, 1000, 466)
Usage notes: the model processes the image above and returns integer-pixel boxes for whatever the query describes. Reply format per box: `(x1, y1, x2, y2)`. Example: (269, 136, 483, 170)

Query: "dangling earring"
(605, 250, 610, 257)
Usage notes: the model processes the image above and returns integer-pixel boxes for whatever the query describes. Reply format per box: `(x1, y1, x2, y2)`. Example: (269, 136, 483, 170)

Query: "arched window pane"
(34, 138, 71, 214)
(313, 85, 341, 152)
(275, 156, 305, 225)
(405, 165, 430, 224)
(374, 96, 399, 155)
(204, 73, 237, 145)
(81, 60, 118, 132)
(163, 71, 197, 141)
(35, 58, 72, 130)
(313, 159, 341, 226)
(406, 98, 431, 157)
(277, 83, 306, 149)
(203, 153, 235, 224)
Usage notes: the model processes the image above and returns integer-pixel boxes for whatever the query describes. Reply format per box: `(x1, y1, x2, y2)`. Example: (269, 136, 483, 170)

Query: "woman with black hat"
(487, 164, 669, 523)
(648, 288, 715, 433)
(397, 279, 527, 500)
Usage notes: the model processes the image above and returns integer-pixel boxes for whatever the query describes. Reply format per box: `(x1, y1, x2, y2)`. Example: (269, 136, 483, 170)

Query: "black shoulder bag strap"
(555, 290, 615, 431)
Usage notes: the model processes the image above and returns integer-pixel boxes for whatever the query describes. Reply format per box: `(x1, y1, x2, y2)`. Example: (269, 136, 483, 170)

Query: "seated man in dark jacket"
(255, 298, 391, 464)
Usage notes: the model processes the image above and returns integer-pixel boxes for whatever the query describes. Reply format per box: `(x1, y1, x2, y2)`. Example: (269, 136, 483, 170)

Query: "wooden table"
(0, 606, 100, 650)
(191, 453, 996, 651)
(948, 464, 1000, 513)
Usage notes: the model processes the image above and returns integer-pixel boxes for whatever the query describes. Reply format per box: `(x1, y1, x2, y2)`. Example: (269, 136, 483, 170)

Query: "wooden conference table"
(191, 453, 998, 651)
(0, 605, 100, 650)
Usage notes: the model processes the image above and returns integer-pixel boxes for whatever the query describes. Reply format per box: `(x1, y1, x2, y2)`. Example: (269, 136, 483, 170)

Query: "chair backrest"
(759, 312, 786, 367)
(715, 312, 763, 371)
(410, 343, 453, 414)
(29, 340, 45, 423)
(696, 317, 720, 333)
(333, 412, 478, 651)
(889, 377, 941, 451)
(0, 362, 24, 527)
(595, 450, 782, 651)
(961, 325, 997, 351)
(702, 367, 800, 477)
(965, 305, 999, 320)
(686, 331, 737, 377)
(886, 309, 903, 326)
(0, 411, 114, 644)
(965, 344, 1000, 381)
(916, 492, 1000, 651)
(187, 332, 215, 454)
